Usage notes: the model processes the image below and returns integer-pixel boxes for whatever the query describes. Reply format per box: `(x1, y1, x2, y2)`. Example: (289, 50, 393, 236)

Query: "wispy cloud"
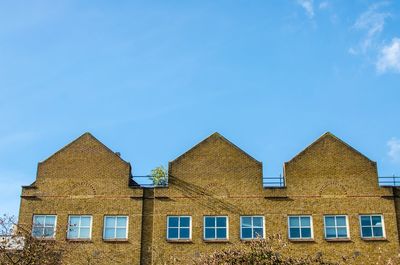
(297, 0, 314, 18)
(350, 2, 391, 55)
(377, 38, 400, 73)
(388, 137, 400, 163)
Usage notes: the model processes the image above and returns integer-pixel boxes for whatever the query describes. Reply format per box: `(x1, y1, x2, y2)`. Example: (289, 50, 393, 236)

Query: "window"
(67, 215, 92, 240)
(360, 215, 385, 239)
(167, 216, 191, 240)
(204, 216, 228, 241)
(288, 216, 313, 240)
(240, 216, 264, 240)
(103, 216, 128, 240)
(32, 215, 56, 239)
(324, 215, 349, 240)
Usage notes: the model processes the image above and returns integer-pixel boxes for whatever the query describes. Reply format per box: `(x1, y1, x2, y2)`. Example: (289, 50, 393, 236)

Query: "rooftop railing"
(379, 176, 400, 187)
(132, 175, 286, 188)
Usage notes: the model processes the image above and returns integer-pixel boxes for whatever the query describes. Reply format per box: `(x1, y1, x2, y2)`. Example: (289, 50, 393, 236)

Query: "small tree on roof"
(151, 166, 168, 186)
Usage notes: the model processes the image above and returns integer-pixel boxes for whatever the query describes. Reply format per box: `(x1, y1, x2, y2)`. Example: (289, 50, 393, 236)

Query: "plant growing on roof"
(151, 166, 168, 186)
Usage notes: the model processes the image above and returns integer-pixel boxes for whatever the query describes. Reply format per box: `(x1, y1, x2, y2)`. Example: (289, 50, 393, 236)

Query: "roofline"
(169, 132, 262, 165)
(285, 132, 376, 165)
(39, 132, 130, 165)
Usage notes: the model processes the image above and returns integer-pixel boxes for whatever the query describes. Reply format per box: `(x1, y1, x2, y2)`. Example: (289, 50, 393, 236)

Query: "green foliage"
(151, 166, 168, 186)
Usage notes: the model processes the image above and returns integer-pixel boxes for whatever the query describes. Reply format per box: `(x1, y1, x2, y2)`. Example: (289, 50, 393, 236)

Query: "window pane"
(116, 228, 126, 239)
(79, 228, 90, 239)
(168, 217, 179, 228)
(325, 217, 335, 227)
(337, 227, 348, 238)
(68, 227, 78, 238)
(289, 217, 299, 227)
(168, 228, 178, 239)
(253, 228, 264, 238)
(290, 228, 300, 238)
(205, 217, 215, 228)
(242, 217, 252, 228)
(242, 228, 252, 239)
(105, 217, 115, 228)
(179, 228, 190, 239)
(80, 217, 91, 227)
(104, 228, 115, 239)
(34, 216, 45, 226)
(216, 228, 227, 239)
(300, 217, 310, 227)
(69, 217, 80, 226)
(362, 227, 372, 237)
(117, 217, 127, 227)
(180, 217, 190, 227)
(326, 228, 336, 238)
(44, 227, 55, 237)
(205, 228, 215, 239)
(336, 217, 346, 227)
(216, 217, 226, 227)
(45, 216, 56, 226)
(372, 216, 382, 226)
(301, 228, 312, 238)
(253, 217, 263, 227)
(361, 216, 371, 226)
(373, 227, 383, 237)
(32, 227, 43, 237)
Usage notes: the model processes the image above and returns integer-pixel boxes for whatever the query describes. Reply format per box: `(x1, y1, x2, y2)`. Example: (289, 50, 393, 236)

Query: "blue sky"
(1, 0, 400, 216)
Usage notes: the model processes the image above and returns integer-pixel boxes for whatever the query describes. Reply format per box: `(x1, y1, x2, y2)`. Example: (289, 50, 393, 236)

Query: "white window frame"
(287, 215, 314, 240)
(324, 215, 350, 240)
(103, 216, 129, 240)
(359, 214, 386, 239)
(166, 216, 192, 241)
(240, 216, 265, 240)
(203, 216, 229, 241)
(67, 215, 92, 240)
(32, 215, 57, 239)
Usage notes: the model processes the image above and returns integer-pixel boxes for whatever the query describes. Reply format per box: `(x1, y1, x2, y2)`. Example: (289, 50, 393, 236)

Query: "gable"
(40, 132, 129, 165)
(169, 132, 261, 166)
(286, 132, 375, 166)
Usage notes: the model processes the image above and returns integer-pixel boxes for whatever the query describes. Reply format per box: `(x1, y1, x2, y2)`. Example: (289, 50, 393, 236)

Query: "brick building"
(18, 132, 400, 264)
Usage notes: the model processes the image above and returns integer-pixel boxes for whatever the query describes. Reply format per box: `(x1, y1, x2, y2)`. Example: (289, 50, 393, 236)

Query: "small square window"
(324, 215, 349, 240)
(240, 216, 264, 240)
(67, 215, 92, 240)
(167, 216, 191, 241)
(288, 216, 313, 240)
(359, 215, 385, 239)
(32, 215, 57, 239)
(103, 216, 128, 240)
(204, 216, 228, 241)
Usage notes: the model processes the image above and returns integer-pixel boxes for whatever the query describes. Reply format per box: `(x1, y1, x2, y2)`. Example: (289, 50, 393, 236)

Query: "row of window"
(32, 215, 128, 240)
(32, 214, 386, 241)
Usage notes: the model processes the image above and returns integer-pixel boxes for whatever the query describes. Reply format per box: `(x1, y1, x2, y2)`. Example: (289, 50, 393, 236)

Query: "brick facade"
(18, 132, 400, 264)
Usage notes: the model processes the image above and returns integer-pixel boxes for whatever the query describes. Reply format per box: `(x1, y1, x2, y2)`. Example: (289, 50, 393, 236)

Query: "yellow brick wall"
(18, 132, 400, 265)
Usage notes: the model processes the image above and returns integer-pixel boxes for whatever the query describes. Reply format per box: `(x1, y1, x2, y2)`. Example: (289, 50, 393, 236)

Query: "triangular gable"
(39, 132, 130, 165)
(285, 132, 375, 164)
(169, 132, 261, 165)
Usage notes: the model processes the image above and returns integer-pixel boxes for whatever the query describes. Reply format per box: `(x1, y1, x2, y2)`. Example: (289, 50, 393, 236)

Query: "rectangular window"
(103, 216, 128, 240)
(288, 216, 313, 240)
(204, 216, 228, 241)
(67, 215, 92, 240)
(32, 215, 57, 239)
(240, 216, 265, 240)
(324, 215, 349, 240)
(167, 216, 191, 240)
(360, 215, 385, 239)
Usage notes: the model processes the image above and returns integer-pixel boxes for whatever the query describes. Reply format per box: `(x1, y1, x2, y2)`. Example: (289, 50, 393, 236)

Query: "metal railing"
(132, 176, 168, 188)
(263, 175, 285, 188)
(379, 176, 400, 187)
(132, 175, 286, 188)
